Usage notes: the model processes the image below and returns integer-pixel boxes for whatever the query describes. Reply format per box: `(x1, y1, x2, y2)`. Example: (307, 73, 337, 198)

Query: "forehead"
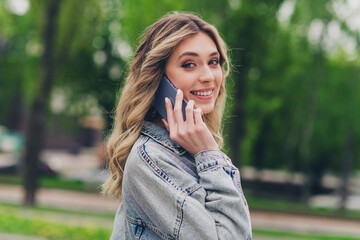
(173, 32, 218, 55)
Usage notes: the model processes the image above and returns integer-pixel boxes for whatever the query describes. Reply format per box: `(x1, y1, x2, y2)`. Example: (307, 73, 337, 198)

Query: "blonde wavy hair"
(102, 12, 230, 200)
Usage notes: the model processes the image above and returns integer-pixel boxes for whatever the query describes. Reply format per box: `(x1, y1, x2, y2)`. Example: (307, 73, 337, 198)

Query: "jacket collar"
(140, 121, 187, 156)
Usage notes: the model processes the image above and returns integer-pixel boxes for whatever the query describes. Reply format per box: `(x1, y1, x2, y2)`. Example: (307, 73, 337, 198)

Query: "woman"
(103, 12, 252, 240)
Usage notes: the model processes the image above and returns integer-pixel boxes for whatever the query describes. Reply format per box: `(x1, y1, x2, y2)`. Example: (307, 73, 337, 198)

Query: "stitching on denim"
(184, 184, 202, 195)
(173, 184, 202, 239)
(195, 149, 226, 159)
(197, 160, 219, 172)
(198, 163, 229, 174)
(174, 193, 186, 239)
(139, 143, 183, 238)
(139, 143, 204, 239)
(126, 215, 175, 240)
(139, 144, 180, 191)
(135, 224, 142, 239)
(141, 129, 186, 155)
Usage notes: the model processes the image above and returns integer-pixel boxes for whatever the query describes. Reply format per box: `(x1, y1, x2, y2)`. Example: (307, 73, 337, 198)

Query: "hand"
(162, 89, 219, 155)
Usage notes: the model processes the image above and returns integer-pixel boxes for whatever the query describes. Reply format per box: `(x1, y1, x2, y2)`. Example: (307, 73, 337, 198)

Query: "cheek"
(165, 66, 191, 89)
(173, 75, 193, 91)
(215, 71, 223, 91)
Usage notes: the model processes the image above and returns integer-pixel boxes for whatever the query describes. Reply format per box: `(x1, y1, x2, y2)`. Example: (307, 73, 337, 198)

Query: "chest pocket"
(126, 214, 175, 240)
(126, 219, 143, 240)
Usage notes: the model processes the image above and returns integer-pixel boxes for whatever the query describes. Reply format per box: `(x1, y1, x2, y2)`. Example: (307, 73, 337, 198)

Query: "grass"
(0, 202, 112, 240)
(1, 202, 360, 240)
(1, 175, 360, 221)
(1, 175, 360, 239)
(247, 196, 360, 220)
(254, 229, 360, 240)
(0, 202, 115, 219)
(0, 214, 112, 240)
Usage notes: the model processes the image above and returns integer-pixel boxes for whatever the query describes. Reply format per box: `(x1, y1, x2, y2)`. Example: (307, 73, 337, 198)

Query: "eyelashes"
(181, 59, 219, 69)
(209, 59, 219, 65)
(182, 62, 195, 68)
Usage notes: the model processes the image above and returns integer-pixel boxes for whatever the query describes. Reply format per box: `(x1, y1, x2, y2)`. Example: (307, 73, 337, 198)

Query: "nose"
(199, 65, 215, 83)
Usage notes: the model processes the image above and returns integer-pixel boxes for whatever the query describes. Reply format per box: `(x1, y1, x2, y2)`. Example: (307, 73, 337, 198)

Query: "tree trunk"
(299, 94, 317, 202)
(338, 128, 354, 213)
(228, 69, 247, 167)
(23, 0, 60, 206)
(8, 84, 24, 132)
(283, 107, 301, 198)
(298, 52, 322, 202)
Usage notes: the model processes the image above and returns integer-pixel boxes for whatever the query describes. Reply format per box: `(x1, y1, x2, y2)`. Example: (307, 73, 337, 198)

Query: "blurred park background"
(1, 0, 360, 239)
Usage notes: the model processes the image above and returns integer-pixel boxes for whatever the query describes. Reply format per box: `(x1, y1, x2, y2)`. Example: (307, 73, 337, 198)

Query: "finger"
(161, 118, 169, 131)
(185, 100, 195, 129)
(174, 89, 185, 126)
(194, 108, 204, 126)
(165, 97, 176, 132)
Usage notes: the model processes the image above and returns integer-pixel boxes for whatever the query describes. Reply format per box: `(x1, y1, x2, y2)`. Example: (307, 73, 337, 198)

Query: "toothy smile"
(190, 90, 213, 96)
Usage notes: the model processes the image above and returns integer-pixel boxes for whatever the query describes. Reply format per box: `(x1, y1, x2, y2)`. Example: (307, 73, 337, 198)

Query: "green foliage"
(248, 196, 360, 220)
(0, 203, 112, 240)
(1, 201, 359, 240)
(0, 0, 359, 197)
(0, 202, 114, 219)
(0, 1, 38, 122)
(0, 202, 112, 239)
(254, 229, 360, 240)
(0, 214, 111, 240)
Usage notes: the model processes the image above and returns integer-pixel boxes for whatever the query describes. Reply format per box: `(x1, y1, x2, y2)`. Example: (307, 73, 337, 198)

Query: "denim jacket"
(110, 121, 252, 240)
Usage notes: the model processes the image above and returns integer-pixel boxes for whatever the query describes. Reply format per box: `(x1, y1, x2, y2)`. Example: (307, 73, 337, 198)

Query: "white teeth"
(191, 90, 212, 96)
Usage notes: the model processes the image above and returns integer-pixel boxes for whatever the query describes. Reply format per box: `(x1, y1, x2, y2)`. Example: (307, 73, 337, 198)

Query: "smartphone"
(152, 75, 187, 122)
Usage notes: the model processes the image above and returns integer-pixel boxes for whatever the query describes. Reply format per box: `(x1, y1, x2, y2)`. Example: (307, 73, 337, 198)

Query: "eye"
(181, 62, 195, 68)
(209, 58, 219, 66)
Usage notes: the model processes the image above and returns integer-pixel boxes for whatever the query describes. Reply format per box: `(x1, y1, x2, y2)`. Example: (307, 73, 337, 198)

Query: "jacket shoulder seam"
(138, 143, 181, 191)
(139, 143, 200, 239)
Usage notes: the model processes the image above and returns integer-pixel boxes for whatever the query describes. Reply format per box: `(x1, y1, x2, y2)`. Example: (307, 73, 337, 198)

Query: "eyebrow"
(178, 51, 219, 60)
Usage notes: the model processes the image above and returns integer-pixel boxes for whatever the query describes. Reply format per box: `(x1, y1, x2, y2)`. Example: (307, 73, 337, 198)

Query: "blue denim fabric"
(110, 121, 252, 240)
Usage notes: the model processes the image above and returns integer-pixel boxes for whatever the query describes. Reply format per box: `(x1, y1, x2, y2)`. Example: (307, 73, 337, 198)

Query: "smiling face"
(165, 32, 223, 115)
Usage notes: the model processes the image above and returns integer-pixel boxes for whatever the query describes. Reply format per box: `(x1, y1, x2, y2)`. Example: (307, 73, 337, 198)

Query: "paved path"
(1, 184, 360, 239)
(0, 184, 118, 213)
(0, 233, 47, 240)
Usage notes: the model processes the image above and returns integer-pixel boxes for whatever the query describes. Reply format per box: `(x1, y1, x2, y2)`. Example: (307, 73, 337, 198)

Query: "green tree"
(24, 0, 61, 205)
(22, 0, 103, 205)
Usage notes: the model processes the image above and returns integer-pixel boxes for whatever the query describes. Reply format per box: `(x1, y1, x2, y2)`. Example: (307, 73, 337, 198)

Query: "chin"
(199, 104, 215, 115)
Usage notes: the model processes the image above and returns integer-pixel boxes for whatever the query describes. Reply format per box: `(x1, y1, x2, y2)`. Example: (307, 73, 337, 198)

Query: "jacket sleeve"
(124, 145, 252, 240)
(192, 150, 252, 239)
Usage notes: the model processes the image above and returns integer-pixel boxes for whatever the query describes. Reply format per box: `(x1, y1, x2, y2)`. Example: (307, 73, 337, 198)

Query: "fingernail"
(177, 89, 182, 95)
(165, 97, 169, 103)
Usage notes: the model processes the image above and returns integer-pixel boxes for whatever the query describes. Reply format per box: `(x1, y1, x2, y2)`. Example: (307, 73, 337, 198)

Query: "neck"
(154, 116, 167, 130)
